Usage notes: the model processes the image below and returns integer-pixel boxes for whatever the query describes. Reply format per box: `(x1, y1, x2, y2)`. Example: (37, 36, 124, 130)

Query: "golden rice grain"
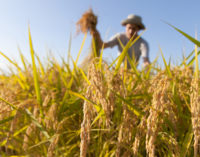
(190, 77, 200, 157)
(146, 74, 171, 157)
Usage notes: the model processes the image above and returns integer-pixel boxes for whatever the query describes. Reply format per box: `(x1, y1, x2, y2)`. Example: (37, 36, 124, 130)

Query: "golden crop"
(0, 23, 200, 157)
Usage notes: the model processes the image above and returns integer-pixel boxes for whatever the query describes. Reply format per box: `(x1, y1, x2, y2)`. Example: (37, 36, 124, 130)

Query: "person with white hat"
(95, 14, 150, 68)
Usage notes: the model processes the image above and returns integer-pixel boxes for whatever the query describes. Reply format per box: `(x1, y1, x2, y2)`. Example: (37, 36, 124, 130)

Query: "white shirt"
(106, 33, 149, 67)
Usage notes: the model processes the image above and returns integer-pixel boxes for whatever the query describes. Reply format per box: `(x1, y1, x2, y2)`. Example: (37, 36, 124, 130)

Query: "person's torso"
(117, 33, 144, 62)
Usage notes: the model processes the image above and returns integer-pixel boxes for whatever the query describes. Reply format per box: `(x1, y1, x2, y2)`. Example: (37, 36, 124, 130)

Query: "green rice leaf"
(18, 46, 28, 72)
(98, 43, 104, 69)
(91, 109, 104, 126)
(180, 49, 194, 66)
(144, 55, 159, 79)
(0, 116, 14, 125)
(0, 51, 21, 71)
(0, 139, 7, 146)
(187, 50, 200, 66)
(79, 68, 91, 85)
(13, 125, 28, 137)
(28, 26, 43, 111)
(25, 109, 50, 139)
(165, 22, 200, 47)
(28, 137, 52, 150)
(68, 90, 100, 111)
(114, 30, 145, 75)
(126, 54, 140, 79)
(15, 75, 26, 90)
(111, 89, 144, 117)
(35, 53, 45, 77)
(108, 55, 120, 69)
(0, 96, 49, 139)
(160, 46, 172, 78)
(0, 96, 18, 110)
(114, 35, 134, 75)
(75, 33, 87, 64)
(130, 29, 146, 47)
(180, 125, 193, 157)
(194, 32, 199, 79)
(117, 37, 125, 49)
(92, 36, 98, 57)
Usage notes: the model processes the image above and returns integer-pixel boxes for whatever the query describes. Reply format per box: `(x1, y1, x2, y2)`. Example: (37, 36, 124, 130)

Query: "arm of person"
(102, 42, 112, 49)
(140, 40, 150, 68)
(91, 29, 119, 50)
(143, 57, 150, 67)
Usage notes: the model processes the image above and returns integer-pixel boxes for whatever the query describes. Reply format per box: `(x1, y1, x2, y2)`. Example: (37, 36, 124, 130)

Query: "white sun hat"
(121, 14, 145, 30)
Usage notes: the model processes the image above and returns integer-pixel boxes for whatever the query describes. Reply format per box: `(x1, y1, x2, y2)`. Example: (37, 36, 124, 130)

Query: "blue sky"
(0, 0, 200, 72)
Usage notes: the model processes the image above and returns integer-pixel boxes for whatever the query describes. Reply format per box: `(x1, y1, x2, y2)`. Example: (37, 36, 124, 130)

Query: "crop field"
(0, 25, 200, 157)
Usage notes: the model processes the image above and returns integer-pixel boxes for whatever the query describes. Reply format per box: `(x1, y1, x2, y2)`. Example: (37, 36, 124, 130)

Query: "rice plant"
(0, 22, 199, 157)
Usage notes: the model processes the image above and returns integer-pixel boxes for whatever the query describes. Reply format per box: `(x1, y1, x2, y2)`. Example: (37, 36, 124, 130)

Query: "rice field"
(0, 24, 200, 157)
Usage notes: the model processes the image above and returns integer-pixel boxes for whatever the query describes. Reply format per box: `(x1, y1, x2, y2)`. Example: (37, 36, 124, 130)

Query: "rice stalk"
(80, 62, 97, 157)
(146, 73, 171, 157)
(47, 117, 71, 157)
(132, 117, 146, 156)
(23, 104, 40, 151)
(190, 74, 200, 157)
(44, 92, 59, 131)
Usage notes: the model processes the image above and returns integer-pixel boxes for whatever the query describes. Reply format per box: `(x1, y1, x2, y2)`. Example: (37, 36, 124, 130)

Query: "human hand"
(143, 61, 150, 68)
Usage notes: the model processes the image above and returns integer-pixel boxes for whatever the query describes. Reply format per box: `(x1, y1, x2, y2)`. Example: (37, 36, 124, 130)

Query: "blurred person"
(93, 14, 150, 68)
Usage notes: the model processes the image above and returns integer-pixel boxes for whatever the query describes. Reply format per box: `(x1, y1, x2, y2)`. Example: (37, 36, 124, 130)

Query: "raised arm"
(90, 29, 111, 50)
